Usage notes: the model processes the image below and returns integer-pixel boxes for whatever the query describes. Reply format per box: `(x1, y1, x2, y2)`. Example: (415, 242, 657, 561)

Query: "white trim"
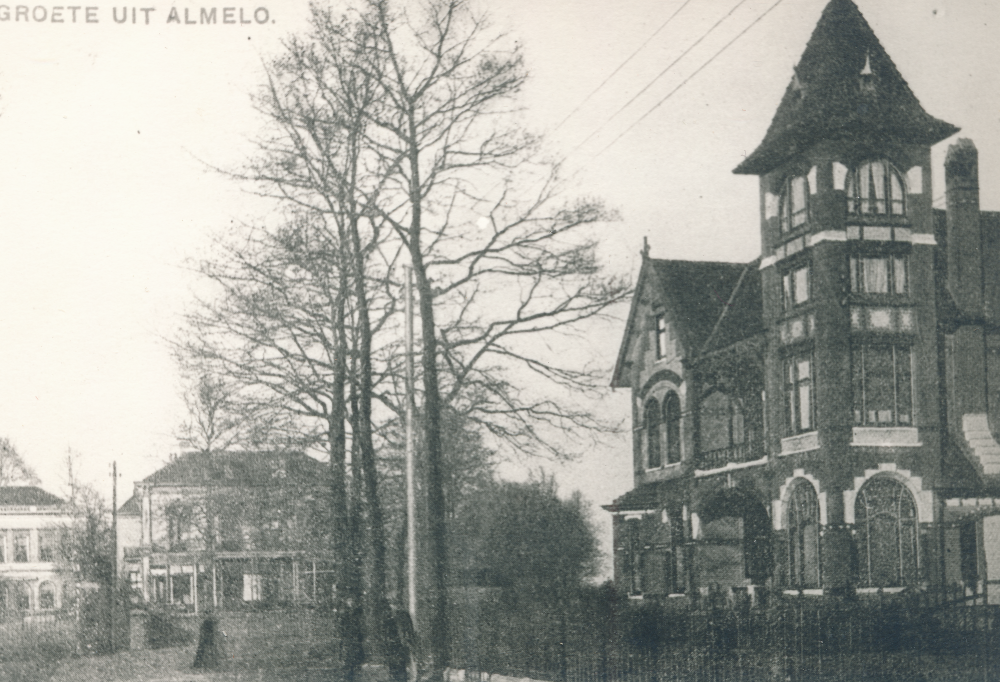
(774, 469, 828, 530)
(807, 166, 818, 195)
(807, 229, 847, 247)
(850, 427, 922, 447)
(911, 233, 937, 245)
(694, 456, 768, 478)
(906, 166, 923, 195)
(780, 431, 820, 456)
(765, 192, 779, 219)
(760, 255, 777, 270)
(833, 162, 849, 190)
(842, 463, 934, 524)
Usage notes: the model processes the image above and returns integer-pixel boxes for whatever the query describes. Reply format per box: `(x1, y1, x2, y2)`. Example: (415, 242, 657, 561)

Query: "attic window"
(780, 175, 809, 233)
(846, 161, 905, 216)
(655, 315, 669, 359)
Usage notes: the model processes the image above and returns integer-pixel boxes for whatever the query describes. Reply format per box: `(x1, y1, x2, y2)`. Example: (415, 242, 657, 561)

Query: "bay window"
(852, 344, 912, 426)
(846, 160, 906, 216)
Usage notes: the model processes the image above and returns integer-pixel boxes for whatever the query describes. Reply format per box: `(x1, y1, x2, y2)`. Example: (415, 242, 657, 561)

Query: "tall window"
(644, 400, 662, 469)
(624, 518, 643, 596)
(786, 354, 815, 434)
(13, 582, 30, 610)
(846, 160, 905, 216)
(664, 392, 682, 464)
(780, 174, 809, 233)
(38, 530, 57, 562)
(850, 255, 907, 295)
(852, 344, 912, 425)
(782, 264, 811, 310)
(699, 391, 746, 452)
(855, 477, 918, 587)
(655, 314, 669, 359)
(13, 531, 29, 563)
(787, 480, 821, 588)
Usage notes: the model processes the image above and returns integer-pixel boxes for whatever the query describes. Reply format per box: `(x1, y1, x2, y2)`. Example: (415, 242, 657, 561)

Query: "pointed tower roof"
(734, 0, 958, 175)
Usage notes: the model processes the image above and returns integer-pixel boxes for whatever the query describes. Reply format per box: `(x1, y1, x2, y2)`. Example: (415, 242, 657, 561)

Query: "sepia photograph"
(1, 0, 1000, 680)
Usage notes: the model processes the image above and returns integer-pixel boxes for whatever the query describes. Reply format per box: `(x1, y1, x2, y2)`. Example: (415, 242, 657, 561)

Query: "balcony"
(696, 437, 765, 472)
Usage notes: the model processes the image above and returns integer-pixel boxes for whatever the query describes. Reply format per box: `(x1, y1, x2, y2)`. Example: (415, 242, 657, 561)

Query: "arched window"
(780, 174, 809, 233)
(855, 476, 918, 587)
(664, 392, 682, 464)
(787, 480, 821, 588)
(38, 582, 56, 610)
(699, 392, 745, 453)
(846, 160, 905, 216)
(644, 400, 661, 469)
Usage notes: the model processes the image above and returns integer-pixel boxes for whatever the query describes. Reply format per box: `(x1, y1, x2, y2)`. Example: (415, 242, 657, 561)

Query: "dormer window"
(846, 160, 905, 216)
(780, 175, 809, 233)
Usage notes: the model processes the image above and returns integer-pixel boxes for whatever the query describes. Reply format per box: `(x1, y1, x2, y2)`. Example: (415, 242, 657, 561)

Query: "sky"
(0, 0, 997, 578)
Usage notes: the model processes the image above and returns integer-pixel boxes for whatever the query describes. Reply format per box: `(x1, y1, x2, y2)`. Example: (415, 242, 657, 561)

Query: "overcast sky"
(0, 0, 996, 577)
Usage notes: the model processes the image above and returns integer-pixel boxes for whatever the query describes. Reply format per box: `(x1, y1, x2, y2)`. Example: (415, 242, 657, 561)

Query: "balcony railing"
(696, 437, 764, 471)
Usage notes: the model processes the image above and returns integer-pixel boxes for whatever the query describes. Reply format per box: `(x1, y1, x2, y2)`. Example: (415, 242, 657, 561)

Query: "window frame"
(785, 352, 816, 435)
(855, 476, 919, 588)
(782, 263, 811, 311)
(846, 160, 906, 217)
(787, 479, 821, 589)
(644, 399, 662, 469)
(655, 314, 669, 359)
(780, 174, 810, 234)
(849, 254, 908, 296)
(852, 343, 913, 427)
(663, 392, 682, 465)
(12, 531, 29, 563)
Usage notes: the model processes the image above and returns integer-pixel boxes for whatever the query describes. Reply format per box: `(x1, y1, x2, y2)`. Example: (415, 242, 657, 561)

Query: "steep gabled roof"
(142, 451, 327, 487)
(611, 256, 763, 387)
(0, 486, 64, 507)
(734, 0, 958, 175)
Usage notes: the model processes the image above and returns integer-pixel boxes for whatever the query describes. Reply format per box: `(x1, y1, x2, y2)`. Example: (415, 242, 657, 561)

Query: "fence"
(448, 587, 1000, 682)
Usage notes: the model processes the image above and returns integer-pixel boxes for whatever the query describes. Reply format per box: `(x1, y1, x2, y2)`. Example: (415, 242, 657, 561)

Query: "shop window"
(846, 160, 906, 216)
(855, 476, 918, 587)
(852, 344, 912, 426)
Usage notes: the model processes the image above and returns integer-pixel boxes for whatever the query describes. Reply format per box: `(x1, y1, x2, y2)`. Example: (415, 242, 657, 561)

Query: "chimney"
(945, 138, 983, 316)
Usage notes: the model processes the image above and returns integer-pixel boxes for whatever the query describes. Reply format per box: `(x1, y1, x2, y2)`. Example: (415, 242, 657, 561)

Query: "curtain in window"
(863, 257, 889, 293)
(855, 477, 918, 587)
(787, 480, 821, 588)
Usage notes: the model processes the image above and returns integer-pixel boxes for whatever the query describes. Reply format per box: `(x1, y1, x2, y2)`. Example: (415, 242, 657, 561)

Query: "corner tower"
(736, 0, 958, 590)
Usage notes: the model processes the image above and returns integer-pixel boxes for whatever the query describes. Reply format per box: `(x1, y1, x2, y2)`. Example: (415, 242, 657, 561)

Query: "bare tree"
(0, 438, 41, 486)
(184, 0, 630, 676)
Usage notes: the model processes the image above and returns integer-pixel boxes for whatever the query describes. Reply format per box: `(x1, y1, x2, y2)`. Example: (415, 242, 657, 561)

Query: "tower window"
(780, 175, 810, 233)
(664, 392, 682, 464)
(850, 255, 907, 294)
(852, 344, 912, 426)
(782, 264, 811, 309)
(785, 354, 815, 434)
(846, 160, 905, 216)
(787, 479, 821, 589)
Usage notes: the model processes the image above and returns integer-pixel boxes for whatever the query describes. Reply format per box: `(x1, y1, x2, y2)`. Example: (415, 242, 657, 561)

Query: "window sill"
(645, 462, 682, 473)
(780, 431, 820, 456)
(850, 427, 921, 447)
(783, 588, 824, 596)
(856, 586, 907, 594)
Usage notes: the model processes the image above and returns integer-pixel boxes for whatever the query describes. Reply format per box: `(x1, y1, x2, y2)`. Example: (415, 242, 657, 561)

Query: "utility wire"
(568, 0, 753, 158)
(552, 0, 695, 134)
(596, 0, 787, 158)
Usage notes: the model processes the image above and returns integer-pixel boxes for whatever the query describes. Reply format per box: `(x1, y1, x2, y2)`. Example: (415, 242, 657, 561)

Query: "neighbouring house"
(118, 451, 336, 612)
(606, 0, 1000, 602)
(0, 486, 73, 615)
